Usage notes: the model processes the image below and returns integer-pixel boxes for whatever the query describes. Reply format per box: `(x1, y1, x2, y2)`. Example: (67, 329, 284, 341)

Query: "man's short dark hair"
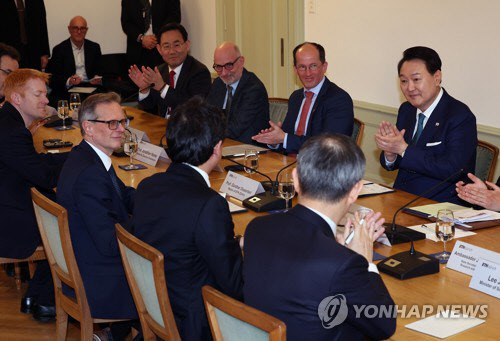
(296, 133, 365, 203)
(397, 46, 442, 75)
(0, 43, 20, 62)
(157, 23, 188, 43)
(293, 42, 326, 66)
(166, 96, 225, 166)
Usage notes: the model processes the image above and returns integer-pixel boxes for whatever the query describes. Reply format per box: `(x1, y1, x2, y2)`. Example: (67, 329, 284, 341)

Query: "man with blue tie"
(252, 42, 354, 153)
(376, 46, 477, 204)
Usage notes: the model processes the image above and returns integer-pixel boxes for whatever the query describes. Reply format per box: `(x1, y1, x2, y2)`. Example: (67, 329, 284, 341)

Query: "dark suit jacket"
(282, 77, 353, 153)
(0, 0, 50, 69)
(0, 102, 67, 258)
(380, 89, 477, 204)
(56, 140, 137, 319)
(46, 38, 102, 93)
(243, 205, 396, 341)
(139, 55, 211, 116)
(207, 68, 269, 144)
(130, 163, 243, 340)
(121, 0, 180, 66)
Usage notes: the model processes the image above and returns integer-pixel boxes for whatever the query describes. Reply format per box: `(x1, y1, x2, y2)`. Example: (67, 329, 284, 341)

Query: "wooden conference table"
(34, 107, 499, 340)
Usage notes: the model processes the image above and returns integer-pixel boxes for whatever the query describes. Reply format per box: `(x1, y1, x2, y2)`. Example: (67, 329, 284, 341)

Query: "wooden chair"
(476, 140, 499, 182)
(31, 188, 127, 341)
(0, 246, 46, 290)
(268, 97, 289, 124)
(116, 223, 181, 341)
(352, 117, 365, 146)
(202, 285, 286, 341)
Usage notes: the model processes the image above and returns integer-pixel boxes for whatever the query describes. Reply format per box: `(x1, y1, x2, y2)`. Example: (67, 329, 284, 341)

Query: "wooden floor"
(0, 267, 81, 340)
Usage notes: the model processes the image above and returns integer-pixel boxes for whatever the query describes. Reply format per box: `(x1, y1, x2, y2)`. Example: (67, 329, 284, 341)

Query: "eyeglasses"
(0, 68, 13, 75)
(69, 26, 88, 32)
(213, 56, 241, 72)
(88, 118, 130, 130)
(160, 41, 185, 51)
(295, 63, 322, 73)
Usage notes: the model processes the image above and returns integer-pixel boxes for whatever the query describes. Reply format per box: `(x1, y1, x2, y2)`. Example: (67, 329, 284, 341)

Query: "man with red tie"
(252, 42, 354, 154)
(128, 23, 211, 117)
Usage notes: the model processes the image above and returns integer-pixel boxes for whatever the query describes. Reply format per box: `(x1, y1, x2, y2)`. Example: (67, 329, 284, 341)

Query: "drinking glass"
(57, 100, 71, 130)
(123, 132, 140, 170)
(278, 172, 295, 211)
(435, 209, 455, 263)
(69, 93, 81, 120)
(244, 149, 259, 174)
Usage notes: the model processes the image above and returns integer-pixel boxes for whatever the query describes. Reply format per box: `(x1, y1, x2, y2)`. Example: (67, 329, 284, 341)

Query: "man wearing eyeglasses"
(0, 43, 20, 105)
(46, 16, 102, 102)
(252, 42, 354, 154)
(57, 92, 138, 339)
(128, 23, 211, 117)
(207, 42, 269, 144)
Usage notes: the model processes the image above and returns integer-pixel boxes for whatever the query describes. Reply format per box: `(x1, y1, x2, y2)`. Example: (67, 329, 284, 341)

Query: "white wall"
(305, 0, 500, 128)
(44, 0, 217, 67)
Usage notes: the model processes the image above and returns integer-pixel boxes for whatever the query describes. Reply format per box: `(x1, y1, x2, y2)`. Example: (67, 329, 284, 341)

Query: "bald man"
(46, 16, 102, 101)
(207, 42, 269, 144)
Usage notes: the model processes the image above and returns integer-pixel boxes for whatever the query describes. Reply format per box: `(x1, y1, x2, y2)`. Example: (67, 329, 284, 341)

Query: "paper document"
(222, 144, 268, 158)
(408, 202, 470, 217)
(68, 86, 96, 94)
(453, 209, 500, 223)
(405, 311, 485, 339)
(406, 223, 476, 242)
(219, 192, 246, 213)
(360, 180, 394, 196)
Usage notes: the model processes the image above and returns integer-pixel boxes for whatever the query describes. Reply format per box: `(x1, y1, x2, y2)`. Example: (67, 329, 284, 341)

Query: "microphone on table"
(224, 157, 297, 212)
(384, 168, 465, 245)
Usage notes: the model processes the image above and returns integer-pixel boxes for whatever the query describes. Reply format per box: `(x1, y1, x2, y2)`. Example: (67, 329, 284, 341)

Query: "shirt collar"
(302, 204, 337, 237)
(85, 140, 112, 171)
(227, 79, 241, 92)
(304, 76, 326, 97)
(183, 162, 210, 187)
(169, 63, 184, 76)
(416, 88, 443, 119)
(70, 39, 84, 51)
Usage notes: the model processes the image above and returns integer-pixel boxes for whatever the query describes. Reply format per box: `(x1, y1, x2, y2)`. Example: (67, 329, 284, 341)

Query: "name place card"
(469, 257, 500, 299)
(128, 127, 151, 142)
(447, 241, 498, 276)
(134, 141, 169, 166)
(219, 171, 264, 201)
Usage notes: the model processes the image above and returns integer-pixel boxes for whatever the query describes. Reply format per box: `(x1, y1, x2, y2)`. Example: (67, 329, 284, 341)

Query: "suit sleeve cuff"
(138, 90, 150, 101)
(368, 263, 379, 274)
(160, 84, 170, 98)
(384, 155, 396, 167)
(283, 133, 288, 149)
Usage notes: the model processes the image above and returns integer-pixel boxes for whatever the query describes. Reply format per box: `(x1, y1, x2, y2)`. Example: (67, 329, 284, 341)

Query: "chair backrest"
(202, 285, 286, 341)
(31, 188, 92, 322)
(115, 223, 180, 341)
(476, 140, 499, 182)
(352, 118, 365, 146)
(268, 97, 289, 124)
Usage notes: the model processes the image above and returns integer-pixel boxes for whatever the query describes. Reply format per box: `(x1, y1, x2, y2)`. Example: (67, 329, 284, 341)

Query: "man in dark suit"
(121, 0, 180, 68)
(0, 43, 20, 104)
(376, 46, 477, 204)
(207, 42, 269, 144)
(0, 69, 68, 321)
(57, 93, 137, 339)
(128, 23, 211, 117)
(252, 42, 353, 154)
(46, 16, 102, 101)
(456, 173, 500, 211)
(244, 134, 396, 340)
(130, 97, 243, 340)
(0, 0, 50, 70)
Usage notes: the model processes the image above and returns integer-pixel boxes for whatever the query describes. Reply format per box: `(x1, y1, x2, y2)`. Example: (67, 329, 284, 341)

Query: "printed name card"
(219, 171, 264, 201)
(469, 257, 500, 299)
(128, 127, 151, 142)
(134, 141, 169, 166)
(447, 241, 498, 276)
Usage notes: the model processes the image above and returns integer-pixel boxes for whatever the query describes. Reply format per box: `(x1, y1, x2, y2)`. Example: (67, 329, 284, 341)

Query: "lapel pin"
(435, 122, 440, 126)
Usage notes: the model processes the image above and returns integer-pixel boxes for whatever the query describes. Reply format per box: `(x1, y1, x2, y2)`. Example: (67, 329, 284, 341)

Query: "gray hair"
(296, 133, 365, 203)
(79, 92, 121, 135)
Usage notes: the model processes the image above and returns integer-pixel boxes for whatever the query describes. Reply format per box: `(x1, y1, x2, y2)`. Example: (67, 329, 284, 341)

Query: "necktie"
(295, 91, 314, 136)
(225, 85, 233, 114)
(108, 166, 123, 200)
(411, 113, 425, 146)
(169, 70, 176, 89)
(16, 0, 27, 45)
